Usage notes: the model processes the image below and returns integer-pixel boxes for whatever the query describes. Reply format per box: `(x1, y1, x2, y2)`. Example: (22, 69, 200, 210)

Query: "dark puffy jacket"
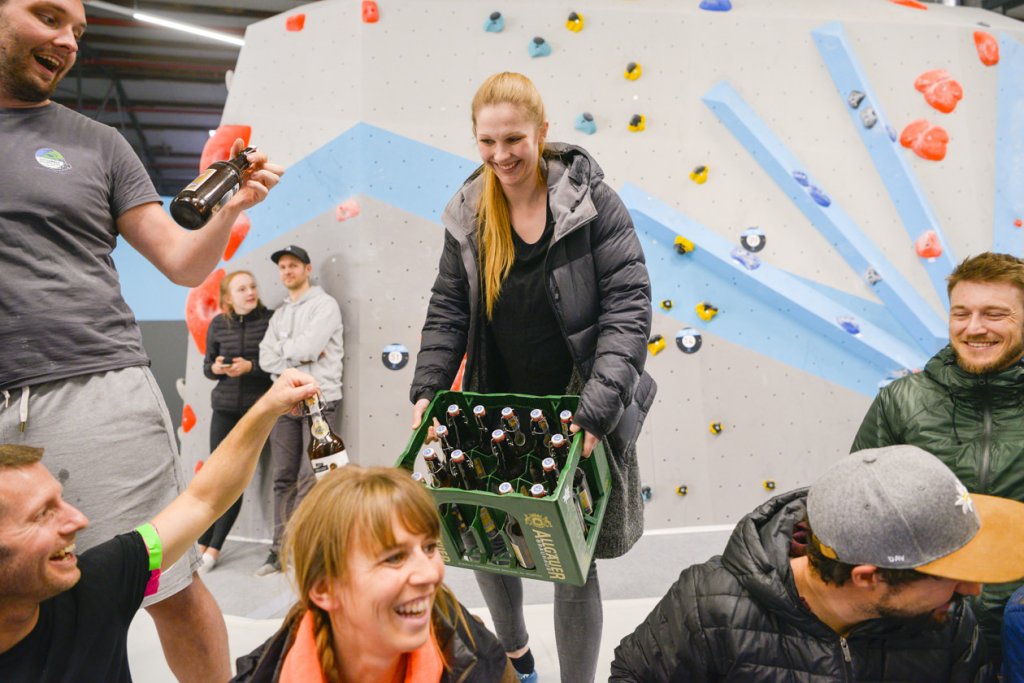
(610, 489, 994, 682)
(202, 306, 273, 414)
(853, 344, 1024, 658)
(230, 599, 516, 683)
(410, 143, 656, 557)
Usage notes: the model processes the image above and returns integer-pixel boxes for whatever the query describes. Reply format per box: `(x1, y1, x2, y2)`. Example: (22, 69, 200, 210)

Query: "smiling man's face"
(0, 0, 86, 108)
(949, 279, 1024, 375)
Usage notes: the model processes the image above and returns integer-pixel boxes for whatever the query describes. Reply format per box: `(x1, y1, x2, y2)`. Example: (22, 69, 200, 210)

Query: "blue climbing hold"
(699, 0, 732, 10)
(730, 247, 762, 271)
(792, 170, 809, 187)
(809, 185, 831, 207)
(886, 124, 897, 142)
(529, 36, 551, 58)
(574, 112, 596, 135)
(836, 316, 861, 336)
(484, 11, 504, 32)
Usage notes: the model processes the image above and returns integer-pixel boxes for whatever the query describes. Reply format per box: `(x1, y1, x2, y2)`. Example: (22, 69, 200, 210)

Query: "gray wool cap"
(807, 445, 980, 570)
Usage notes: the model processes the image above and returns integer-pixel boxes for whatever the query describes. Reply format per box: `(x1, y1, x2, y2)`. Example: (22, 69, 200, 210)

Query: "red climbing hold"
(915, 231, 943, 260)
(336, 199, 361, 222)
(185, 268, 226, 354)
(182, 404, 197, 433)
(900, 119, 949, 161)
(223, 213, 250, 261)
(974, 31, 1000, 66)
(1015, 219, 1023, 229)
(890, 0, 927, 9)
(194, 460, 204, 474)
(914, 70, 963, 114)
(363, 0, 379, 23)
(200, 125, 252, 174)
(285, 14, 306, 32)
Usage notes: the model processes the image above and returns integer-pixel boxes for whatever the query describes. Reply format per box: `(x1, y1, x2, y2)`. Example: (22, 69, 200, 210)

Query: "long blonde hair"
(471, 72, 547, 318)
(282, 466, 469, 680)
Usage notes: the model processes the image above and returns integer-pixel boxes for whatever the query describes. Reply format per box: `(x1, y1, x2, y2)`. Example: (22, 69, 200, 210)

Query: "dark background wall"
(139, 321, 188, 435)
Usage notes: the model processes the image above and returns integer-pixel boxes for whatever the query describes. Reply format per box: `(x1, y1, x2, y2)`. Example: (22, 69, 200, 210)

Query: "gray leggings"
(475, 561, 602, 683)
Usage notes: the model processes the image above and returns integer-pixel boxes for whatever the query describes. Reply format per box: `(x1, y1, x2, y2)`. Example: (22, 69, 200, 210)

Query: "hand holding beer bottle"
(305, 392, 348, 478)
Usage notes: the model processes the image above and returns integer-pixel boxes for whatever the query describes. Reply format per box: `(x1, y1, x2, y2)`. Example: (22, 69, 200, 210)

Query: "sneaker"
(197, 552, 218, 576)
(254, 551, 280, 576)
(516, 672, 538, 683)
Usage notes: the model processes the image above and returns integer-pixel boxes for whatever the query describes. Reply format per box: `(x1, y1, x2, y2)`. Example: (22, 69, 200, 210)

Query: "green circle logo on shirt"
(35, 148, 71, 171)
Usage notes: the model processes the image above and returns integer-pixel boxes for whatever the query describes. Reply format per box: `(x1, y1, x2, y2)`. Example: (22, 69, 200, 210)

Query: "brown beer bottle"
(170, 147, 256, 229)
(498, 482, 536, 570)
(304, 394, 347, 479)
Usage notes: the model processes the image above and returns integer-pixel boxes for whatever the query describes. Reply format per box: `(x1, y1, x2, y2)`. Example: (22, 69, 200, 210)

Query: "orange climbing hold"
(200, 125, 251, 173)
(890, 0, 927, 9)
(914, 70, 963, 114)
(336, 198, 361, 222)
(182, 404, 197, 433)
(974, 31, 999, 66)
(362, 0, 379, 23)
(285, 13, 306, 31)
(915, 231, 943, 260)
(900, 119, 949, 161)
(223, 213, 250, 261)
(1015, 219, 1023, 229)
(185, 268, 226, 354)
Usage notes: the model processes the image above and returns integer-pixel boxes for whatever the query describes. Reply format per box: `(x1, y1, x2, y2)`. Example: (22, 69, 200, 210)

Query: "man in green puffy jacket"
(853, 251, 1024, 661)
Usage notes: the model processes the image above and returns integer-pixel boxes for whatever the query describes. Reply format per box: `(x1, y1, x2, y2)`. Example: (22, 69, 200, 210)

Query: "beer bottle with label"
(170, 147, 256, 230)
(422, 447, 450, 488)
(450, 460, 508, 562)
(434, 424, 456, 458)
(548, 432, 569, 469)
(530, 409, 552, 448)
(498, 482, 536, 570)
(472, 405, 490, 445)
(541, 457, 561, 492)
(446, 403, 478, 451)
(304, 394, 348, 479)
(558, 409, 573, 439)
(500, 407, 533, 456)
(446, 504, 480, 562)
(574, 466, 595, 516)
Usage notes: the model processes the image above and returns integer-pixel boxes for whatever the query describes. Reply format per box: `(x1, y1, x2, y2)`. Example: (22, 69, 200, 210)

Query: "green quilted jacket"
(852, 344, 1024, 661)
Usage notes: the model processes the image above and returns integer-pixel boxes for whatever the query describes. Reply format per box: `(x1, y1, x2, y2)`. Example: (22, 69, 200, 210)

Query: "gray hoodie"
(259, 286, 344, 402)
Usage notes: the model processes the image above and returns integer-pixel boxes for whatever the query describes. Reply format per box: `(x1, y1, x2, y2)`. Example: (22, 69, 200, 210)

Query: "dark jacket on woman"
(202, 306, 273, 414)
(410, 143, 657, 558)
(852, 344, 1024, 660)
(230, 600, 517, 683)
(610, 489, 994, 682)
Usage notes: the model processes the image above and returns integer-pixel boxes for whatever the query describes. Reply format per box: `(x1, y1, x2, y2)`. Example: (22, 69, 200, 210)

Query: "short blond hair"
(947, 252, 1024, 301)
(0, 444, 43, 469)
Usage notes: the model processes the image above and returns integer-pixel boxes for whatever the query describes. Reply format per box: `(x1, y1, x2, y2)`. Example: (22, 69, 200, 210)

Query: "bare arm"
(117, 142, 285, 287)
(152, 369, 317, 569)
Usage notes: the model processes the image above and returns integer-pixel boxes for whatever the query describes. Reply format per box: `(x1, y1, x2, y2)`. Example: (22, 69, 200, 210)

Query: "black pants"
(197, 409, 246, 551)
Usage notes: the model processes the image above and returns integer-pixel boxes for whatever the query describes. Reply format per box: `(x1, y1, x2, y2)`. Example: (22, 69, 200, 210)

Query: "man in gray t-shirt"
(0, 1, 285, 680)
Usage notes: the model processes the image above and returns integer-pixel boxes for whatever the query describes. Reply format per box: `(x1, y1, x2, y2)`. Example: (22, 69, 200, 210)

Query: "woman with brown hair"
(410, 72, 656, 683)
(231, 466, 515, 683)
(198, 270, 273, 572)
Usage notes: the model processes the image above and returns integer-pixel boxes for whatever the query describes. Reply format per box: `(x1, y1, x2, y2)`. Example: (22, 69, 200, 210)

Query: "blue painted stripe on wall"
(113, 197, 190, 321)
(812, 22, 957, 302)
(992, 34, 1024, 255)
(703, 81, 947, 353)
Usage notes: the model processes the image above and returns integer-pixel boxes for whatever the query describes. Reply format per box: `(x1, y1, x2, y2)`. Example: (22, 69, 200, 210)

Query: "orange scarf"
(280, 611, 444, 683)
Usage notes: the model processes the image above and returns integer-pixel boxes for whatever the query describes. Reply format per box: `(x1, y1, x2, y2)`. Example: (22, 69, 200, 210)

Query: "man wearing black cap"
(610, 445, 1024, 682)
(256, 245, 344, 574)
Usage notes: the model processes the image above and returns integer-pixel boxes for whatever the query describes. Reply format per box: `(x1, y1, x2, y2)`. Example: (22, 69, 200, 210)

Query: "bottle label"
(182, 168, 217, 193)
(311, 449, 349, 479)
(510, 540, 534, 569)
(310, 419, 329, 439)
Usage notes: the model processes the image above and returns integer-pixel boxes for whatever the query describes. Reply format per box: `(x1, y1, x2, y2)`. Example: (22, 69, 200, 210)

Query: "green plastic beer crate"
(395, 390, 611, 586)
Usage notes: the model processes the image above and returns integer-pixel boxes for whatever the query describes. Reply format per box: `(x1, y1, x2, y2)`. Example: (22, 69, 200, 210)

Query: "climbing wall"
(144, 0, 1024, 538)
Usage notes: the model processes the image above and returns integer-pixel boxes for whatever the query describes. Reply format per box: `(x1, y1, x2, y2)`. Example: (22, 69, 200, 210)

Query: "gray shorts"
(0, 366, 199, 606)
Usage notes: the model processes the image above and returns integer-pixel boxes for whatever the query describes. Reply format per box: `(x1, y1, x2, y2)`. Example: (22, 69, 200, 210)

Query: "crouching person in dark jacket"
(231, 466, 516, 683)
(611, 445, 1024, 682)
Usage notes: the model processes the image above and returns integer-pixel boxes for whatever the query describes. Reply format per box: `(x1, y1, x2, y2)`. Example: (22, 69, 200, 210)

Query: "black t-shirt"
(488, 205, 575, 395)
(0, 532, 151, 682)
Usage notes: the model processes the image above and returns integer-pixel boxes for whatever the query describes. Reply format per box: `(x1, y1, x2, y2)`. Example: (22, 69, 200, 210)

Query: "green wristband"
(135, 522, 163, 572)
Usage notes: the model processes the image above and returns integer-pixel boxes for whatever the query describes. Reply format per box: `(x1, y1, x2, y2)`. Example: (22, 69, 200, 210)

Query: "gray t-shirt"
(0, 103, 160, 390)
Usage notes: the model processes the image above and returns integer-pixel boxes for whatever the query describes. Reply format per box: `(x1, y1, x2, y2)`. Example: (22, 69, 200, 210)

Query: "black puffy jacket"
(610, 489, 994, 682)
(202, 307, 273, 414)
(410, 144, 656, 557)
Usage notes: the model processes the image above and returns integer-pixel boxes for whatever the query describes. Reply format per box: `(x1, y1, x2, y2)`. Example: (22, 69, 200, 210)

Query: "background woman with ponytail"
(231, 466, 514, 682)
(410, 72, 657, 683)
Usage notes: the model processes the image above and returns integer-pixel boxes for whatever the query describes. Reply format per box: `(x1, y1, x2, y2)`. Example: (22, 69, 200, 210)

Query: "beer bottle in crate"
(530, 409, 553, 448)
(491, 429, 523, 480)
(498, 482, 536, 570)
(434, 424, 456, 457)
(446, 503, 480, 561)
(422, 447, 450, 488)
(472, 405, 490, 445)
(548, 433, 569, 469)
(446, 403, 478, 451)
(451, 453, 509, 562)
(500, 407, 533, 456)
(450, 450, 482, 490)
(558, 409, 573, 439)
(541, 457, 560, 492)
(574, 466, 595, 516)
(304, 394, 348, 479)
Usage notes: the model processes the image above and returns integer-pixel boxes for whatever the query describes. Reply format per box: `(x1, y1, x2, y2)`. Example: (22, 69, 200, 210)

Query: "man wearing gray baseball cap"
(610, 445, 1024, 682)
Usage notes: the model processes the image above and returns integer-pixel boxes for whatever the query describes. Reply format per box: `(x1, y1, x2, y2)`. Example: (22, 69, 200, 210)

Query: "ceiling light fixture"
(84, 1, 246, 47)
